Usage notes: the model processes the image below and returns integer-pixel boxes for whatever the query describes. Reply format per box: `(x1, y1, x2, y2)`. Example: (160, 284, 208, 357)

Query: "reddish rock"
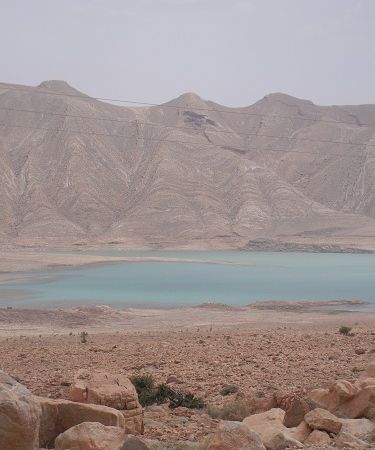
(304, 429, 331, 446)
(54, 422, 126, 450)
(304, 408, 342, 434)
(283, 397, 319, 428)
(0, 371, 41, 450)
(70, 369, 143, 434)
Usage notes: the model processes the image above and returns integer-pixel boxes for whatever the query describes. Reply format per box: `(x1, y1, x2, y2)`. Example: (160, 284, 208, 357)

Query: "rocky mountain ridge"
(1, 80, 375, 248)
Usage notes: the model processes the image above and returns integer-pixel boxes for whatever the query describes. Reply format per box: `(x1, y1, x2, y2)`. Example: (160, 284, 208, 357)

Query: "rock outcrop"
(2, 80, 375, 247)
(54, 422, 126, 450)
(304, 407, 343, 434)
(206, 420, 266, 450)
(38, 396, 125, 447)
(70, 369, 143, 434)
(2, 361, 375, 449)
(307, 375, 375, 419)
(242, 408, 305, 449)
(0, 370, 126, 450)
(0, 371, 41, 450)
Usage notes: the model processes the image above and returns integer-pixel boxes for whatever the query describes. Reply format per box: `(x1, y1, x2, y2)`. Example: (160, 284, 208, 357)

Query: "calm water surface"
(1, 251, 375, 307)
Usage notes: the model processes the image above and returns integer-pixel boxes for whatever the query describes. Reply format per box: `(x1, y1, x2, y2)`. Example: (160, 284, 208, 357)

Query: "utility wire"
(0, 106, 374, 148)
(0, 122, 372, 158)
(1, 84, 374, 127)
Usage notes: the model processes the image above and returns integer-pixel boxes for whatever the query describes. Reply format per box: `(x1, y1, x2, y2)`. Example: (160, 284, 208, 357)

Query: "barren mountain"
(0, 80, 374, 249)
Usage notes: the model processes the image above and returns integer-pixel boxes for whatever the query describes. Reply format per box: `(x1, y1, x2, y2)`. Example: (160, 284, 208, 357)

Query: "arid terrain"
(1, 80, 375, 250)
(1, 300, 374, 446)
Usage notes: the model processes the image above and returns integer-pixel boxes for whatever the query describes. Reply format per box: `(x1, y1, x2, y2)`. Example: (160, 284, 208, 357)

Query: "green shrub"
(339, 326, 352, 336)
(130, 375, 204, 409)
(131, 374, 155, 391)
(80, 331, 88, 343)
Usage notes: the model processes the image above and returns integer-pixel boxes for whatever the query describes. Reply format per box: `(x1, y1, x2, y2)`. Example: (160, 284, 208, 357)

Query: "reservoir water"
(1, 251, 375, 308)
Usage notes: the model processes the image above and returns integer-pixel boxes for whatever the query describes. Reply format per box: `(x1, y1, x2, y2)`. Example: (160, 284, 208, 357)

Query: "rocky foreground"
(1, 359, 375, 449)
(1, 306, 374, 448)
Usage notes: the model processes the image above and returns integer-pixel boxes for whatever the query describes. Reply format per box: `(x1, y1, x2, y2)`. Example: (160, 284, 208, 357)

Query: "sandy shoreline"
(0, 300, 374, 337)
(0, 248, 262, 286)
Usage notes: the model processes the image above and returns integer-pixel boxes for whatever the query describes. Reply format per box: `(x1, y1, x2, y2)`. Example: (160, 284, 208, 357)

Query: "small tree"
(80, 331, 88, 343)
(339, 326, 352, 336)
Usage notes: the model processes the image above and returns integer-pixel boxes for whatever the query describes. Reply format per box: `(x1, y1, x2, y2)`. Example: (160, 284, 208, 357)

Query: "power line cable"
(1, 84, 374, 127)
(0, 105, 374, 148)
(0, 122, 372, 158)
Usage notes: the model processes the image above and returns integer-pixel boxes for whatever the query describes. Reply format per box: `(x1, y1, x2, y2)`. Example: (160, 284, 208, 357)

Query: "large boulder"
(54, 422, 126, 450)
(283, 397, 319, 428)
(0, 370, 132, 450)
(288, 420, 312, 443)
(304, 408, 342, 434)
(38, 397, 125, 448)
(335, 378, 375, 419)
(243, 408, 304, 449)
(206, 420, 266, 450)
(340, 417, 375, 439)
(335, 431, 373, 449)
(0, 371, 41, 450)
(307, 364, 375, 419)
(304, 429, 331, 446)
(70, 369, 143, 434)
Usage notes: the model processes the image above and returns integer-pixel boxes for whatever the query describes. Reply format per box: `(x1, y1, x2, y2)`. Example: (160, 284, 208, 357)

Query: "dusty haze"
(1, 0, 375, 106)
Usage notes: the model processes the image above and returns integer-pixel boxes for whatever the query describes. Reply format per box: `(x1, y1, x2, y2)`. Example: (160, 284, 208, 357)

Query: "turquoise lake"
(1, 251, 375, 308)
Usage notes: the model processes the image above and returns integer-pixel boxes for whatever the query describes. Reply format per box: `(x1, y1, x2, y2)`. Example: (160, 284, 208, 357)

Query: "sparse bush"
(131, 374, 154, 391)
(131, 374, 204, 409)
(207, 396, 259, 421)
(339, 326, 352, 336)
(80, 331, 88, 343)
(220, 384, 239, 396)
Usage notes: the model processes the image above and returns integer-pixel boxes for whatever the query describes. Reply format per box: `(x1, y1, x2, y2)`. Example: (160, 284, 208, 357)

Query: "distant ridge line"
(1, 84, 374, 127)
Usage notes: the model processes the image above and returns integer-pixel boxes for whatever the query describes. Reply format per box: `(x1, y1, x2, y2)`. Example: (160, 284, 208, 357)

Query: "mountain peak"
(261, 92, 314, 106)
(165, 92, 208, 109)
(37, 80, 86, 97)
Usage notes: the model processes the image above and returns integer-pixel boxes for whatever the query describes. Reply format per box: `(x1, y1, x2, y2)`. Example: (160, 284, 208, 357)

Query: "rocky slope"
(1, 361, 375, 449)
(1, 80, 375, 248)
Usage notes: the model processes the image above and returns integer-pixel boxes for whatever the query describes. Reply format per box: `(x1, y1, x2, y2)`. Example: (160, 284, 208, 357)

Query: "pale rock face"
(340, 418, 375, 439)
(0, 370, 126, 450)
(242, 408, 304, 449)
(304, 408, 342, 434)
(0, 371, 41, 450)
(37, 396, 126, 447)
(206, 420, 266, 450)
(331, 379, 360, 400)
(54, 422, 126, 450)
(307, 370, 375, 419)
(70, 369, 143, 435)
(288, 420, 312, 443)
(335, 431, 373, 449)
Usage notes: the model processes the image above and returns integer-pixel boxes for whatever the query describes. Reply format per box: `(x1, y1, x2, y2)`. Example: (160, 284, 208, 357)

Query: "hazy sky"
(1, 0, 374, 106)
